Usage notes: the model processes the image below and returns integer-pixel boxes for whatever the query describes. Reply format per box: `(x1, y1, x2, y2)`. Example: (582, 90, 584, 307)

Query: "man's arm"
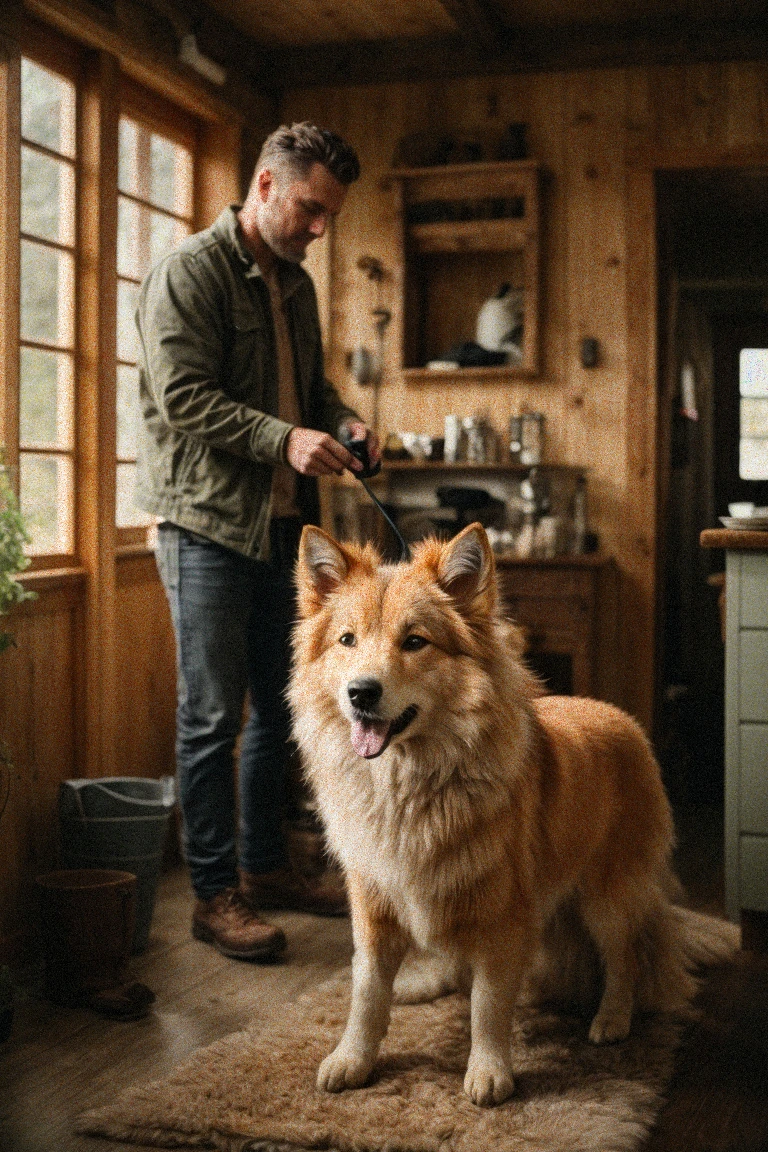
(138, 254, 294, 466)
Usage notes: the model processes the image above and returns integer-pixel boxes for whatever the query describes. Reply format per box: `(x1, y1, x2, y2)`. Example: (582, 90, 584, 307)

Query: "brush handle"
(346, 438, 381, 480)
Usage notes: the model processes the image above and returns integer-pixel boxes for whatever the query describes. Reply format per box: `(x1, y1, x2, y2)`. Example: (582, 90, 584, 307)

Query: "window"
(739, 348, 768, 480)
(4, 25, 215, 568)
(116, 108, 194, 536)
(19, 57, 77, 556)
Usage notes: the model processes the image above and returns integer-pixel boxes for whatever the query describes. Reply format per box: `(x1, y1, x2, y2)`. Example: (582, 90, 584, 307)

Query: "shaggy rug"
(76, 965, 697, 1152)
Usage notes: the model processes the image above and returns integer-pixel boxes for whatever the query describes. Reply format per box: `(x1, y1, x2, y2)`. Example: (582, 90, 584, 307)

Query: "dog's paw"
(317, 1046, 374, 1092)
(463, 1056, 515, 1107)
(588, 1008, 632, 1044)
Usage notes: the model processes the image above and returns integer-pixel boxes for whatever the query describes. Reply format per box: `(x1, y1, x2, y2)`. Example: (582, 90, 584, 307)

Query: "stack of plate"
(719, 514, 768, 530)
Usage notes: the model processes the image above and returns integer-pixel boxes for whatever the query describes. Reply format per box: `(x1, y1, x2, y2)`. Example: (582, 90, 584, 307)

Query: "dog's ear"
(296, 526, 352, 615)
(436, 523, 496, 616)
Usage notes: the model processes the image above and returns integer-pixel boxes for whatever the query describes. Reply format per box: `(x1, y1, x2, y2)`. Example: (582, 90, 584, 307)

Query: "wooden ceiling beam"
(261, 15, 768, 90)
(433, 0, 505, 51)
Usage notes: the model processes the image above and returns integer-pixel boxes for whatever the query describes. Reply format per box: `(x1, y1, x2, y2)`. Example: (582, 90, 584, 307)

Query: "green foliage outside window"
(0, 453, 36, 655)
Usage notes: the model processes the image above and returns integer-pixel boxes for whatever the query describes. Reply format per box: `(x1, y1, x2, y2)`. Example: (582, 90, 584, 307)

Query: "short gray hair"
(256, 122, 360, 186)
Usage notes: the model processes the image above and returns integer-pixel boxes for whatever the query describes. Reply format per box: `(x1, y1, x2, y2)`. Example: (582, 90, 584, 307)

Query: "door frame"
(626, 144, 768, 737)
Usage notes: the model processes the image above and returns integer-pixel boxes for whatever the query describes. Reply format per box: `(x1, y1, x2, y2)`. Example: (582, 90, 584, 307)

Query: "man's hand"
(285, 423, 381, 477)
(342, 421, 381, 468)
(285, 427, 358, 476)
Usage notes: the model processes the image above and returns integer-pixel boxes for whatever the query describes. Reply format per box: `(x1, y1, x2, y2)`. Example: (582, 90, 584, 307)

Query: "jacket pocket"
(226, 309, 269, 402)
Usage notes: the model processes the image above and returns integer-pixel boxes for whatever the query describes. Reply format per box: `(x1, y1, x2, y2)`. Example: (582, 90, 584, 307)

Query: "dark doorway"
(656, 169, 768, 805)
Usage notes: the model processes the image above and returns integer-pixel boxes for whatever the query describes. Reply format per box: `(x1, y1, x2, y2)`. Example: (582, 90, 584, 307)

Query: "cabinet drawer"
(740, 724, 768, 834)
(497, 566, 594, 602)
(740, 554, 768, 628)
(740, 835, 768, 911)
(503, 594, 588, 636)
(739, 631, 768, 721)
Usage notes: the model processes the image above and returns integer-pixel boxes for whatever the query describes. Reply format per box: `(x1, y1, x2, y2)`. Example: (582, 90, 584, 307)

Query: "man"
(135, 122, 378, 961)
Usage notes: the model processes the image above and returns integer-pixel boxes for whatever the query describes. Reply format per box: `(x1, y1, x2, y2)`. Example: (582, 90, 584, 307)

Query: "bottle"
(508, 414, 523, 464)
(444, 415, 461, 463)
(520, 411, 545, 466)
(463, 416, 485, 464)
(572, 473, 587, 554)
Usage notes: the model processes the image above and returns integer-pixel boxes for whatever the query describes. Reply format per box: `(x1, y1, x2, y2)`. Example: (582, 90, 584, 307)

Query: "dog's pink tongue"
(351, 719, 391, 759)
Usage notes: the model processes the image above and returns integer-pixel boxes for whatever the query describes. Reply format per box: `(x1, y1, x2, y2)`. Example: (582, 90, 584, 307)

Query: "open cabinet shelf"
(389, 159, 542, 380)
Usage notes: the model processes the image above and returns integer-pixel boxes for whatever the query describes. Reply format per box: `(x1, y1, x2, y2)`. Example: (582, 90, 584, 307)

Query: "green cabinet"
(725, 550, 768, 918)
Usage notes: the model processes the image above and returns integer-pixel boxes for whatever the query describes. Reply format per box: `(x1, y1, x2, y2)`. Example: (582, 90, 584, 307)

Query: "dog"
(288, 522, 737, 1107)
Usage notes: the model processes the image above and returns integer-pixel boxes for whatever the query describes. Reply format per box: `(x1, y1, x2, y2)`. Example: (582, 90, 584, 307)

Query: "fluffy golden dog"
(288, 522, 734, 1107)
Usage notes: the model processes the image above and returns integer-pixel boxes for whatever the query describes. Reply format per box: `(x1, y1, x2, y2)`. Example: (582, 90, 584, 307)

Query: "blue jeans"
(156, 522, 296, 899)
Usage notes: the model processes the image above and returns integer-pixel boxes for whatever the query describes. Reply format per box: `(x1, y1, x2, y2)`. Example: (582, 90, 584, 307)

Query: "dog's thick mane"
(289, 532, 544, 896)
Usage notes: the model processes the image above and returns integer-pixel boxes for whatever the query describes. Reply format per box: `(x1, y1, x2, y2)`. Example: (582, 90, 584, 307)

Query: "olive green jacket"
(135, 206, 359, 558)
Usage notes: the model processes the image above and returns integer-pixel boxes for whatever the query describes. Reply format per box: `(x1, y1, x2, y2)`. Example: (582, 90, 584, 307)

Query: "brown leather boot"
(192, 888, 287, 960)
(239, 866, 348, 917)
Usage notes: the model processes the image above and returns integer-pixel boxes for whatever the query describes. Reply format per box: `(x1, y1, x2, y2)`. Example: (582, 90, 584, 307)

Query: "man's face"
(256, 161, 348, 263)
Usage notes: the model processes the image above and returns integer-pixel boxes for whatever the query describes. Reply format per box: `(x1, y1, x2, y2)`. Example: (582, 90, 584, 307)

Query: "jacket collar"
(215, 206, 308, 300)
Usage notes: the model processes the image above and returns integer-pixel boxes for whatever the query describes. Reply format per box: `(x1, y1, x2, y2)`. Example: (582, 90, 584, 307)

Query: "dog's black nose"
(347, 678, 383, 714)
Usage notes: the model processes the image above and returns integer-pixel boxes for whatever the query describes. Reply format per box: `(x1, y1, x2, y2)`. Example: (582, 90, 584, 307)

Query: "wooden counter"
(701, 528, 768, 928)
(701, 528, 768, 550)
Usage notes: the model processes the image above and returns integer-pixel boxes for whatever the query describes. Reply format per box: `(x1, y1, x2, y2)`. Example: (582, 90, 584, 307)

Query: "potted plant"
(0, 450, 35, 1041)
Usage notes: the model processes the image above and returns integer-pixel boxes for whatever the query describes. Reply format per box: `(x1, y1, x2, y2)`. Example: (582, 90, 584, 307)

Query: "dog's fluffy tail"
(672, 905, 740, 967)
(636, 904, 740, 1018)
(525, 899, 740, 1019)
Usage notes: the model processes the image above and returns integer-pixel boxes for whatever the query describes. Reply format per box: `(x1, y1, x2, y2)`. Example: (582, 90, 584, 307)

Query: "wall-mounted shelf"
(389, 159, 542, 380)
(408, 217, 530, 254)
(380, 460, 582, 474)
(401, 364, 524, 385)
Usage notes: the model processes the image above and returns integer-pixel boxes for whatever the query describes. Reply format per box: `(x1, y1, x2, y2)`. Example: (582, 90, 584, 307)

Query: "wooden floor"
(1, 803, 768, 1152)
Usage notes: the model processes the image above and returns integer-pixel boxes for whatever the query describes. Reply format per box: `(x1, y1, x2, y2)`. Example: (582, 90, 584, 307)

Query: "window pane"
(116, 462, 153, 528)
(150, 133, 176, 211)
(150, 133, 192, 215)
(20, 452, 73, 554)
(20, 347, 74, 448)
(21, 59, 75, 158)
(151, 209, 188, 268)
(740, 438, 768, 480)
(740, 348, 768, 397)
(118, 118, 138, 195)
(21, 147, 75, 244)
(20, 240, 74, 347)
(740, 397, 768, 439)
(117, 197, 144, 279)
(117, 279, 140, 362)
(118, 200, 188, 281)
(117, 364, 139, 458)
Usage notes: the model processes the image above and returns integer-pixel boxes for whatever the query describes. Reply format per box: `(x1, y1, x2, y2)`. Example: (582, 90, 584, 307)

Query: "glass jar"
(520, 411, 545, 466)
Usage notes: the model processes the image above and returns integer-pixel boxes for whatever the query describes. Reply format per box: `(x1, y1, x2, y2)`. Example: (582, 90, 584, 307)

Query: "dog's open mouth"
(351, 705, 419, 759)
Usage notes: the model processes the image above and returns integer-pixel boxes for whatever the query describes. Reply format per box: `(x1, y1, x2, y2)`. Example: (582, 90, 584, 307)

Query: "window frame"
(15, 24, 83, 570)
(2, 21, 206, 566)
(115, 77, 198, 548)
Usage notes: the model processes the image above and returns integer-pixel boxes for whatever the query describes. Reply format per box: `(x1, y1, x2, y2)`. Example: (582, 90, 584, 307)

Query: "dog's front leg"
(318, 874, 408, 1093)
(464, 938, 529, 1107)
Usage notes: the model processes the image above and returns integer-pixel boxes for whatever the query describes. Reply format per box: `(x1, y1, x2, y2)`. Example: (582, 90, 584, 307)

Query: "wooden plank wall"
(0, 581, 82, 961)
(0, 568, 179, 961)
(282, 60, 768, 729)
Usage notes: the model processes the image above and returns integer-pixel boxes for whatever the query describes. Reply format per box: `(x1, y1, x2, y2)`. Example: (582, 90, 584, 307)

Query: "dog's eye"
(402, 634, 428, 652)
(339, 632, 356, 647)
